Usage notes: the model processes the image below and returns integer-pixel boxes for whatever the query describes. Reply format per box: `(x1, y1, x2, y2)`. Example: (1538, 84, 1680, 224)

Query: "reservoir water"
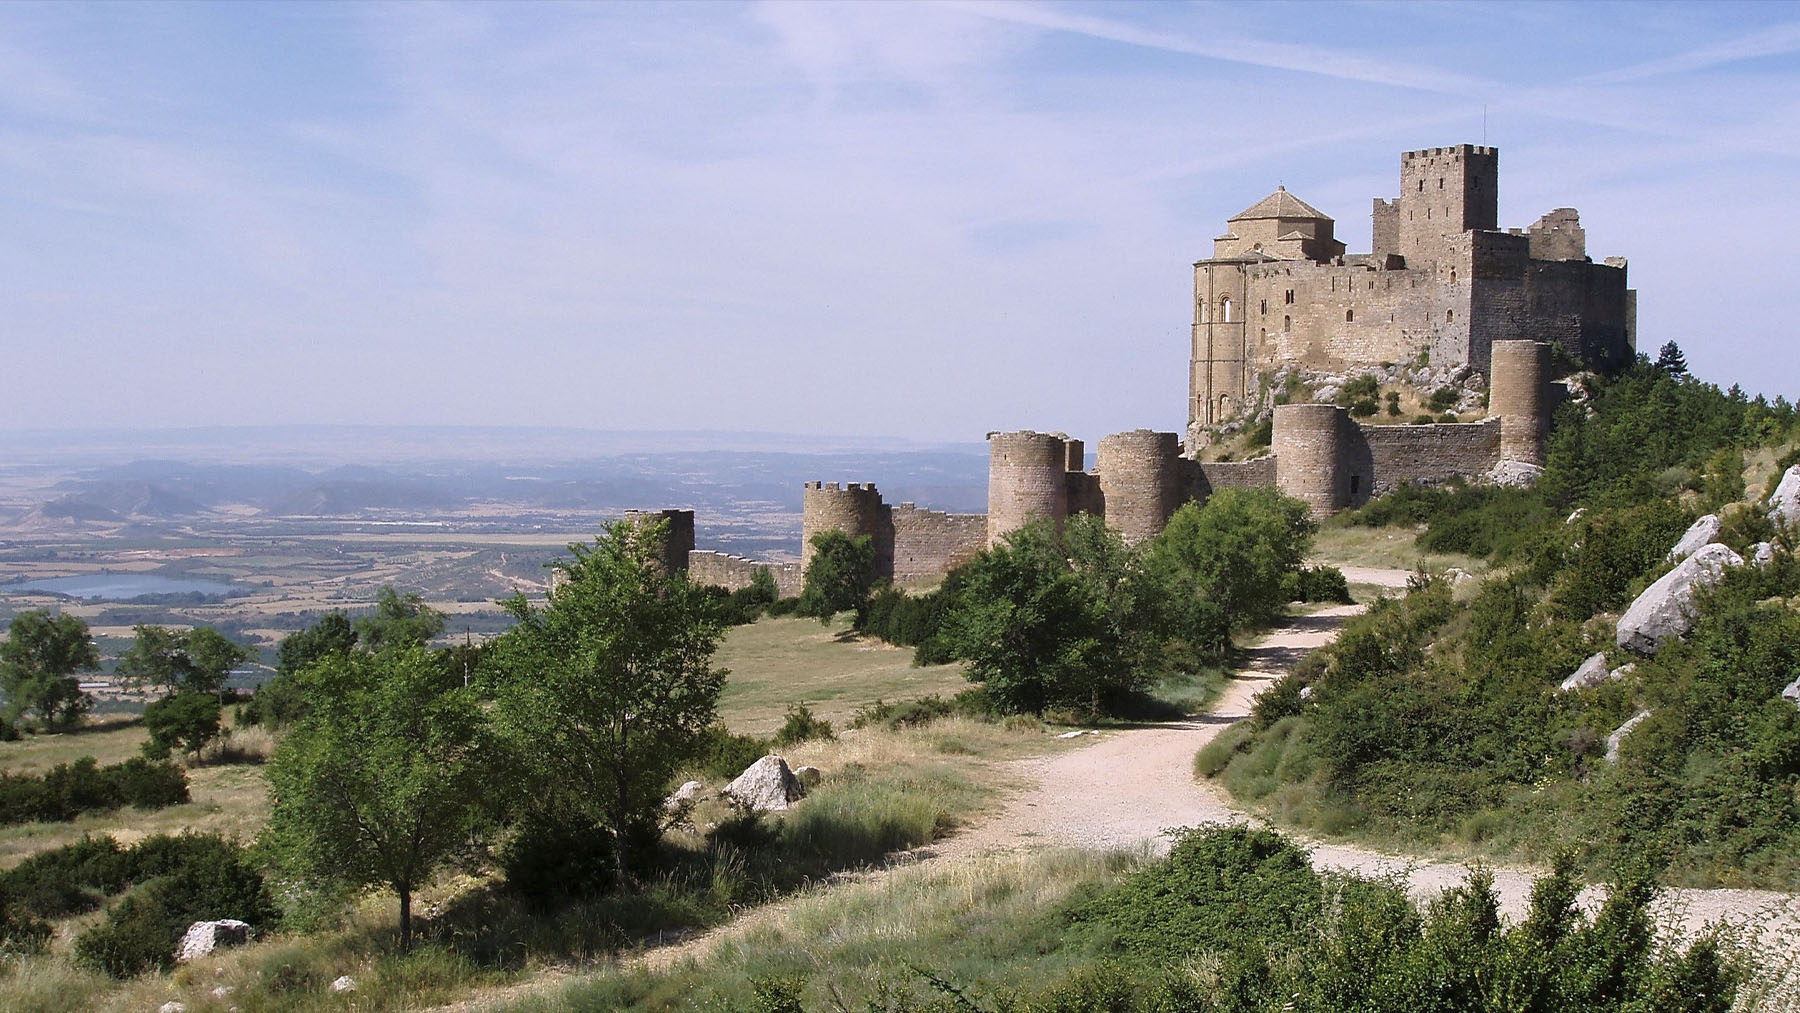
(5, 574, 238, 600)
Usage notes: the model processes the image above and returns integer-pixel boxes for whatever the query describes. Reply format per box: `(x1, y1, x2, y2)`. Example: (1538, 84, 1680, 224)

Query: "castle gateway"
(1191, 144, 1634, 430)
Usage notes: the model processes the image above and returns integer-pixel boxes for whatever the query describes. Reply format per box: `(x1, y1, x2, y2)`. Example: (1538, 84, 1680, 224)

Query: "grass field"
(712, 615, 971, 736)
(1311, 522, 1487, 576)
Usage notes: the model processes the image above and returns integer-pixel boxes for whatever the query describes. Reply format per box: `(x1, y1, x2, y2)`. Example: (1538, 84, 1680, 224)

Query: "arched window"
(1450, 269, 1457, 284)
(1221, 298, 1233, 322)
(1219, 394, 1231, 417)
(1445, 309, 1454, 322)
(1283, 314, 1291, 331)
(1199, 299, 1209, 323)
(1345, 309, 1354, 323)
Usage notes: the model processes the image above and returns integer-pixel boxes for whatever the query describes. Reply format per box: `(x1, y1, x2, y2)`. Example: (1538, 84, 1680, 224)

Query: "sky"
(3, 1, 1799, 443)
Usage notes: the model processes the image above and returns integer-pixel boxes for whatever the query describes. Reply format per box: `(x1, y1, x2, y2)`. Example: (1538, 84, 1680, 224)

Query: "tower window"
(1283, 315, 1291, 331)
(1345, 309, 1354, 322)
(1418, 179, 1425, 192)
(1438, 178, 1444, 189)
(1260, 299, 1267, 315)
(1450, 269, 1456, 283)
(1221, 297, 1233, 322)
(1284, 289, 1294, 305)
(1446, 309, 1454, 322)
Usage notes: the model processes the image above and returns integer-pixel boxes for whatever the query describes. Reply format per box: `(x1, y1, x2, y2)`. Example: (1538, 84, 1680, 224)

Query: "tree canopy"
(487, 518, 727, 885)
(265, 645, 496, 952)
(797, 530, 878, 625)
(114, 625, 252, 698)
(0, 611, 100, 732)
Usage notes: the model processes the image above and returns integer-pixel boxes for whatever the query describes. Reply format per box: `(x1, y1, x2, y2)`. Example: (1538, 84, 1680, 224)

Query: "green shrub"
(499, 808, 616, 908)
(771, 703, 834, 748)
(1428, 385, 1460, 411)
(696, 725, 771, 779)
(0, 755, 188, 825)
(74, 833, 275, 978)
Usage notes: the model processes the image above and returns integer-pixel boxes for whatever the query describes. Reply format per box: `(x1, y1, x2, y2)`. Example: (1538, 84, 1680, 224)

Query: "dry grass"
(1311, 523, 1487, 576)
(713, 616, 971, 736)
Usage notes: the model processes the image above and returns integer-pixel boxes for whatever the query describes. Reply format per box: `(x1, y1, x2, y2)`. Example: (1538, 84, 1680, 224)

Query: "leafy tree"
(141, 693, 222, 760)
(1141, 488, 1315, 644)
(115, 625, 252, 698)
(0, 611, 99, 731)
(264, 645, 494, 952)
(274, 611, 356, 676)
(355, 586, 444, 652)
(488, 519, 727, 886)
(942, 518, 1129, 714)
(1656, 340, 1689, 376)
(797, 530, 878, 624)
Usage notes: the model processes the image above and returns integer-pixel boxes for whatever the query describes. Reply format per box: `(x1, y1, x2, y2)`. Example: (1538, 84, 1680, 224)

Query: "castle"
(636, 144, 1626, 591)
(1192, 144, 1634, 434)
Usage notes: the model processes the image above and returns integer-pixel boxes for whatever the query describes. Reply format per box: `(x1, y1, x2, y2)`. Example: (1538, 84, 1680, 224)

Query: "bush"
(1281, 565, 1352, 604)
(142, 691, 223, 759)
(696, 725, 771, 780)
(0, 755, 188, 825)
(499, 808, 616, 908)
(75, 833, 275, 978)
(1429, 385, 1460, 411)
(771, 703, 834, 748)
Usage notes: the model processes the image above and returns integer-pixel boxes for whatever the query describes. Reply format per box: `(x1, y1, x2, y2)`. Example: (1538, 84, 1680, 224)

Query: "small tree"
(1655, 340, 1689, 376)
(488, 519, 726, 886)
(115, 625, 251, 698)
(1140, 488, 1315, 645)
(943, 518, 1128, 715)
(356, 586, 445, 652)
(0, 611, 99, 731)
(264, 646, 494, 952)
(798, 530, 878, 625)
(142, 693, 222, 760)
(274, 611, 357, 676)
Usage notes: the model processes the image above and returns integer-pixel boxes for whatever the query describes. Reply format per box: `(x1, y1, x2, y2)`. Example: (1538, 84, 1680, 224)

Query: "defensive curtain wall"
(621, 340, 1547, 592)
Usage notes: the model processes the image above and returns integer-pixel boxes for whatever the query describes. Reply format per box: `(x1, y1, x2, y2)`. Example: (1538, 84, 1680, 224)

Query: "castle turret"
(987, 431, 1073, 546)
(1490, 339, 1551, 466)
(801, 482, 892, 574)
(621, 509, 696, 576)
(1273, 403, 1350, 515)
(1096, 429, 1184, 544)
(1396, 144, 1498, 269)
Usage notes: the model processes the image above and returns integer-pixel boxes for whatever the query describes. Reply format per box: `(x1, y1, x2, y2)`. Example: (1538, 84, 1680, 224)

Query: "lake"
(5, 573, 239, 600)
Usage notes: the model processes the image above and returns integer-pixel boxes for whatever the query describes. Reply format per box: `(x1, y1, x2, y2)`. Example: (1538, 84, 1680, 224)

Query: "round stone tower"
(1096, 429, 1185, 544)
(801, 482, 887, 571)
(620, 508, 696, 576)
(987, 431, 1071, 546)
(1273, 403, 1349, 515)
(1490, 339, 1550, 465)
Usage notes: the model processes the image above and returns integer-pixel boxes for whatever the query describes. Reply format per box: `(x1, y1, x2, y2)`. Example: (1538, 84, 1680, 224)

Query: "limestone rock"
(1313, 385, 1341, 404)
(1770, 465, 1800, 527)
(1605, 710, 1652, 763)
(159, 1003, 186, 1013)
(330, 975, 358, 994)
(175, 919, 250, 963)
(1784, 678, 1800, 709)
(723, 755, 805, 812)
(1616, 544, 1744, 655)
(1665, 514, 1722, 562)
(1486, 460, 1544, 488)
(1751, 541, 1777, 568)
(1610, 662, 1636, 682)
(210, 986, 236, 999)
(1443, 567, 1477, 591)
(663, 780, 705, 810)
(1558, 652, 1611, 692)
(793, 766, 822, 788)
(1566, 508, 1586, 526)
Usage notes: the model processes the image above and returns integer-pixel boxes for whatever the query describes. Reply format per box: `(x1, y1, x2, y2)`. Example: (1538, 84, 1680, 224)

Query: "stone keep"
(1191, 144, 1634, 431)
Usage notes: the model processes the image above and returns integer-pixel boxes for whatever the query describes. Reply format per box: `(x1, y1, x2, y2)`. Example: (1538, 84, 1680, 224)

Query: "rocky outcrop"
(663, 780, 705, 809)
(175, 919, 250, 963)
(1558, 652, 1612, 692)
(724, 755, 806, 812)
(1783, 678, 1800, 710)
(1616, 544, 1743, 655)
(1665, 514, 1722, 562)
(1751, 541, 1777, 568)
(1770, 465, 1800, 527)
(1606, 710, 1652, 763)
(1487, 460, 1544, 488)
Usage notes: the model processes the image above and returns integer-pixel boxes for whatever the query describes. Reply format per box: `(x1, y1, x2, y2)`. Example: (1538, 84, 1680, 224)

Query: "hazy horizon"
(5, 1, 1797, 441)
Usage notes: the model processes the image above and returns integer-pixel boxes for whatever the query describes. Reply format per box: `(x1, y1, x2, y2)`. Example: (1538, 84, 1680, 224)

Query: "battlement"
(1403, 144, 1497, 160)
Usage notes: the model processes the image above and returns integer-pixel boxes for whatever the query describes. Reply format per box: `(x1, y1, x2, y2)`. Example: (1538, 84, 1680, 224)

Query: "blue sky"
(3, 1, 1798, 442)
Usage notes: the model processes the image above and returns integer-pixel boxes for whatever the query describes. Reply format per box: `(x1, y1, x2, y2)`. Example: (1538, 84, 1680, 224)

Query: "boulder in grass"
(1605, 710, 1652, 763)
(663, 780, 705, 810)
(724, 755, 805, 812)
(1770, 465, 1800, 527)
(1665, 514, 1722, 562)
(175, 919, 250, 963)
(1616, 544, 1743, 655)
(1558, 652, 1611, 692)
(793, 766, 823, 788)
(331, 975, 358, 994)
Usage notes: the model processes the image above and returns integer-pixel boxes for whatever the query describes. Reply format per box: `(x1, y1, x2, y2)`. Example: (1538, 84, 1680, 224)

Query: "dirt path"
(455, 572, 1798, 1007)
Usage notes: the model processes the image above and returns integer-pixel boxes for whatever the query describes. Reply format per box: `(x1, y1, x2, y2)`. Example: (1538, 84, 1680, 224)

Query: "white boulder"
(1487, 460, 1544, 488)
(1783, 678, 1800, 709)
(663, 780, 705, 810)
(1751, 541, 1777, 568)
(1665, 514, 1722, 562)
(330, 975, 358, 994)
(1610, 662, 1636, 682)
(1558, 652, 1612, 692)
(1616, 544, 1743, 655)
(1770, 465, 1800, 527)
(723, 755, 806, 812)
(175, 919, 250, 963)
(158, 1003, 186, 1013)
(1605, 710, 1652, 763)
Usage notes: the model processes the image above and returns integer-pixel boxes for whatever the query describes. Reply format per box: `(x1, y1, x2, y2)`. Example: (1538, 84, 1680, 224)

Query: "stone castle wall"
(686, 550, 804, 598)
(890, 503, 987, 583)
(1359, 419, 1501, 499)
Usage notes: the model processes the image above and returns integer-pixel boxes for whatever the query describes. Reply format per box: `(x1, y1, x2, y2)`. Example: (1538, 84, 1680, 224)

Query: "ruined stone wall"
(1096, 430, 1184, 544)
(1187, 457, 1277, 501)
(1356, 420, 1502, 499)
(889, 504, 986, 583)
(686, 550, 804, 598)
(621, 508, 696, 577)
(1067, 471, 1105, 519)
